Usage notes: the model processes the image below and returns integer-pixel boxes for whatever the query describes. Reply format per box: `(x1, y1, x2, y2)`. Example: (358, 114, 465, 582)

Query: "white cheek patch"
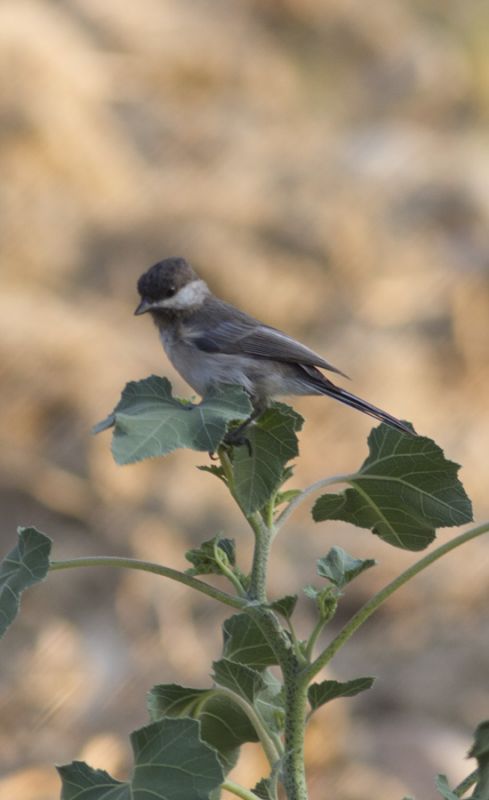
(158, 280, 209, 310)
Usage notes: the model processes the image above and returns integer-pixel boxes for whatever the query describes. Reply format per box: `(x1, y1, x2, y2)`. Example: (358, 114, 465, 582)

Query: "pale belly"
(159, 330, 317, 402)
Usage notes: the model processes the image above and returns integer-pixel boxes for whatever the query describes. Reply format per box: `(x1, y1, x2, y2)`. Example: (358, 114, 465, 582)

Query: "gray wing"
(185, 300, 348, 378)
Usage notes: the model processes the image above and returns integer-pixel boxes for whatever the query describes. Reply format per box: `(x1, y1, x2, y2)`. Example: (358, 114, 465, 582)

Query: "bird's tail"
(317, 381, 415, 436)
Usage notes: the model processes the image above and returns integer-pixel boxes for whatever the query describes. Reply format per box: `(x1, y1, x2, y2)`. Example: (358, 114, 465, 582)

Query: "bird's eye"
(165, 287, 176, 298)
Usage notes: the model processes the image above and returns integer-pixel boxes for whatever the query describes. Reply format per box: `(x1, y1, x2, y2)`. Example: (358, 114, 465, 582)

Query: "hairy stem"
(248, 516, 273, 602)
(243, 594, 310, 798)
(282, 664, 309, 800)
(219, 447, 311, 798)
(218, 447, 273, 602)
(304, 521, 489, 682)
(275, 474, 352, 530)
(49, 557, 246, 611)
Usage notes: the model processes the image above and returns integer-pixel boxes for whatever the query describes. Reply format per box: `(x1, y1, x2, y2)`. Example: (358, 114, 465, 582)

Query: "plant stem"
(221, 780, 263, 800)
(213, 542, 247, 597)
(453, 769, 478, 797)
(218, 447, 273, 602)
(287, 618, 308, 667)
(218, 447, 235, 491)
(242, 603, 309, 798)
(304, 617, 328, 663)
(264, 492, 277, 531)
(248, 515, 273, 602)
(49, 557, 246, 611)
(212, 481, 308, 794)
(275, 474, 352, 530)
(304, 521, 489, 682)
(282, 663, 309, 800)
(218, 450, 312, 798)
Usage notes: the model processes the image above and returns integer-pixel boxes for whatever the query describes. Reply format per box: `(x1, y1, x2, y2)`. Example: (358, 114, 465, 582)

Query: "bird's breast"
(159, 329, 255, 397)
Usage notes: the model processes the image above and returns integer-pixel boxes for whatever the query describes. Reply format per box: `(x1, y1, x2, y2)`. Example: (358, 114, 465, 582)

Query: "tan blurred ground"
(1, 1, 488, 798)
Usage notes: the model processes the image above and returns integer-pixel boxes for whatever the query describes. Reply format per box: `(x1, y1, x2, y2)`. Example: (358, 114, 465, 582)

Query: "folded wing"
(187, 308, 348, 378)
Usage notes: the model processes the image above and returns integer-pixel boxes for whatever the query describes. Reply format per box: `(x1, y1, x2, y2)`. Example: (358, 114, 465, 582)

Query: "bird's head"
(135, 257, 208, 316)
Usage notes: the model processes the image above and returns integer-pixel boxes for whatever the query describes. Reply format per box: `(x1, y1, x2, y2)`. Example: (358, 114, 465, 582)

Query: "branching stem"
(287, 618, 308, 667)
(49, 557, 246, 611)
(304, 521, 489, 682)
(275, 473, 352, 530)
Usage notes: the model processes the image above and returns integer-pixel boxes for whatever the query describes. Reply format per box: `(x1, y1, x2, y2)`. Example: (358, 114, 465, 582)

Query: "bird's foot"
(208, 430, 253, 458)
(223, 429, 253, 456)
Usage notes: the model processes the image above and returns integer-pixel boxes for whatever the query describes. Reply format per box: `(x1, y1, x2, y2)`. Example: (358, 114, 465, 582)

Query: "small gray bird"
(135, 257, 414, 439)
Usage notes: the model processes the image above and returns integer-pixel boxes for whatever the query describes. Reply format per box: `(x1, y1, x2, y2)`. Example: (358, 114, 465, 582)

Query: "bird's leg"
(223, 401, 265, 452)
(209, 412, 256, 459)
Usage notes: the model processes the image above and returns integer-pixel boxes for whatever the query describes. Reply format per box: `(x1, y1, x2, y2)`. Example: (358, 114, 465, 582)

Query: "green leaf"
(93, 376, 252, 464)
(435, 774, 459, 800)
(469, 720, 489, 800)
(185, 537, 236, 576)
(253, 777, 275, 799)
(58, 762, 128, 799)
(254, 671, 285, 734)
(232, 403, 303, 514)
(275, 488, 301, 506)
(303, 585, 338, 623)
(222, 613, 278, 669)
(212, 659, 284, 735)
(0, 527, 51, 639)
(308, 677, 375, 711)
(199, 696, 258, 762)
(212, 658, 266, 705)
(58, 717, 223, 799)
(281, 465, 295, 483)
(312, 424, 473, 551)
(198, 464, 227, 483)
(316, 546, 376, 589)
(148, 684, 205, 719)
(269, 594, 298, 620)
(148, 683, 258, 773)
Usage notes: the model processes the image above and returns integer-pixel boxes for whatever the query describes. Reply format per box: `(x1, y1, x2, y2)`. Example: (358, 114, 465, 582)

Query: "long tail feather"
(319, 383, 415, 436)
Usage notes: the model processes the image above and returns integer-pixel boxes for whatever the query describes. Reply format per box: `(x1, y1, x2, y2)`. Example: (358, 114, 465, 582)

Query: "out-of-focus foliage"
(1, 1, 488, 798)
(0, 528, 51, 638)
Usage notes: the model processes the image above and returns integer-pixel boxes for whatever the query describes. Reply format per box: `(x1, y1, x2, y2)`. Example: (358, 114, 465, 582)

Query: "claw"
(223, 405, 263, 456)
(223, 430, 253, 456)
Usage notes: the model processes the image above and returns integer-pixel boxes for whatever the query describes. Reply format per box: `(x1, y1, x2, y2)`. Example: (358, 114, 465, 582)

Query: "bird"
(134, 257, 414, 441)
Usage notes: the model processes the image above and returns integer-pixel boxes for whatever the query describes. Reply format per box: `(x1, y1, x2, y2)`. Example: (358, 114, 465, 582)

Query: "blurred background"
(1, 1, 488, 797)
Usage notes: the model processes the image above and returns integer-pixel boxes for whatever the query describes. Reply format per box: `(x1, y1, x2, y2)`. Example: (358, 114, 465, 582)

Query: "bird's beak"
(134, 298, 153, 315)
